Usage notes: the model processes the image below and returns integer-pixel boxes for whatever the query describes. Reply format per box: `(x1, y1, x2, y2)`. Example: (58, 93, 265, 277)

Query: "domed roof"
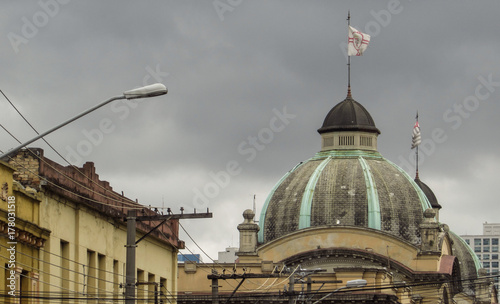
(414, 177, 442, 209)
(318, 96, 380, 134)
(448, 230, 482, 294)
(258, 95, 433, 245)
(258, 150, 432, 244)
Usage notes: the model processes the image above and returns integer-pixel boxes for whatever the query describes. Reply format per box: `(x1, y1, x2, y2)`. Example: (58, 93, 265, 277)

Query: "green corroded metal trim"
(298, 157, 332, 229)
(385, 159, 432, 211)
(358, 157, 381, 230)
(449, 231, 482, 271)
(258, 161, 306, 243)
(312, 149, 383, 160)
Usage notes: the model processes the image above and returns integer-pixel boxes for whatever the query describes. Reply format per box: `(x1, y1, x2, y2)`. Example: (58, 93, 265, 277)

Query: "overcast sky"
(1, 1, 500, 260)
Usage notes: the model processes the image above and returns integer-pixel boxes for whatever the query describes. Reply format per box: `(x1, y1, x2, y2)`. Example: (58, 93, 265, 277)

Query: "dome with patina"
(258, 150, 432, 244)
(258, 96, 431, 245)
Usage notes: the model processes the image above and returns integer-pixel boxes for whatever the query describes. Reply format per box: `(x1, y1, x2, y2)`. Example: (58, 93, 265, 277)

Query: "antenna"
(253, 194, 256, 215)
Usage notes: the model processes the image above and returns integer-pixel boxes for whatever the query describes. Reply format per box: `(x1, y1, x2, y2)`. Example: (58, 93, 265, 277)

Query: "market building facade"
(178, 89, 498, 304)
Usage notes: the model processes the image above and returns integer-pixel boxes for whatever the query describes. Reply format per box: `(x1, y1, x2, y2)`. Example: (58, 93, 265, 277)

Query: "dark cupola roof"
(414, 177, 442, 209)
(317, 96, 380, 135)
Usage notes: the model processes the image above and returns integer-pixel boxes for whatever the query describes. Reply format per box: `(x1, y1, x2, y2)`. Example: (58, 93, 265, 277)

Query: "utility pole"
(136, 281, 159, 304)
(211, 276, 219, 304)
(124, 209, 213, 304)
(306, 277, 312, 304)
(288, 274, 295, 304)
(125, 210, 137, 304)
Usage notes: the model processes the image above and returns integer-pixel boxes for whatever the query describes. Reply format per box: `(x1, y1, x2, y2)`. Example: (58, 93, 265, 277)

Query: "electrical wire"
(1, 269, 498, 302)
(0, 230, 177, 300)
(1, 149, 140, 210)
(0, 262, 104, 303)
(179, 221, 223, 265)
(177, 223, 303, 293)
(0, 89, 148, 208)
(174, 273, 500, 301)
(0, 241, 175, 301)
(4, 148, 143, 210)
(177, 222, 291, 293)
(0, 91, 160, 210)
(179, 222, 287, 292)
(0, 246, 119, 296)
(156, 220, 240, 292)
(6, 92, 496, 300)
(243, 265, 287, 292)
(1, 148, 179, 296)
(179, 222, 242, 289)
(0, 247, 167, 302)
(0, 91, 195, 302)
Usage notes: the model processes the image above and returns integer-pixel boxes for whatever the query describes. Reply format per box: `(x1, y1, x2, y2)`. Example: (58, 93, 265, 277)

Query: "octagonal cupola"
(317, 91, 380, 152)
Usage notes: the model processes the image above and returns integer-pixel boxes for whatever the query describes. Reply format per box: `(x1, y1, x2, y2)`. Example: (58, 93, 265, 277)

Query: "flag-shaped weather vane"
(346, 11, 371, 98)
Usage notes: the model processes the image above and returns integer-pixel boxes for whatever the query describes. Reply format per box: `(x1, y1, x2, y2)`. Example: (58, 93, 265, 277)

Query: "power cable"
(0, 247, 166, 301)
(0, 247, 119, 296)
(0, 89, 145, 207)
(0, 262, 105, 302)
(0, 240, 173, 300)
(1, 152, 142, 210)
(156, 221, 240, 292)
(0, 90, 165, 210)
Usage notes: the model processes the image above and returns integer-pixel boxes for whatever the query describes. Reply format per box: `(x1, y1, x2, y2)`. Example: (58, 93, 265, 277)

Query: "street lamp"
(311, 279, 367, 304)
(0, 83, 167, 160)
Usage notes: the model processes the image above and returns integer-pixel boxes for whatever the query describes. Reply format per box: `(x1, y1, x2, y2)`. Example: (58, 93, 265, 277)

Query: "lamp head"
(123, 83, 168, 99)
(345, 279, 367, 288)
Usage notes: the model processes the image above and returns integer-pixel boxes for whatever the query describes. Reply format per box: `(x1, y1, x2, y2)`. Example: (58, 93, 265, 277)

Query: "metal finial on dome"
(347, 85, 352, 99)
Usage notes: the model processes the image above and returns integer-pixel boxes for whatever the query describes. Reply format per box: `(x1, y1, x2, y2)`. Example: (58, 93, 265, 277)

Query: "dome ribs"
(367, 159, 423, 244)
(311, 158, 368, 228)
(263, 161, 317, 243)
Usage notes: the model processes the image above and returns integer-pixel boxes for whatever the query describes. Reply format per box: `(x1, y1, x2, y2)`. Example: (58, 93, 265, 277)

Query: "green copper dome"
(258, 150, 432, 244)
(258, 96, 431, 244)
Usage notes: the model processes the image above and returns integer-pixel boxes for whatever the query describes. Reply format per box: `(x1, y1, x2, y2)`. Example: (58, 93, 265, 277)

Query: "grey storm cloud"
(1, 1, 500, 258)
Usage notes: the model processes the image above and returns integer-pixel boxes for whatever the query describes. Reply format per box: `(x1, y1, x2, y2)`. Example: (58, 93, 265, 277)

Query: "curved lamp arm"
(1, 83, 167, 160)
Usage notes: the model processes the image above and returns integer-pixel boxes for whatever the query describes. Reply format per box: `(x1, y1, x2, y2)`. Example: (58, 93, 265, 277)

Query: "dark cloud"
(1, 1, 499, 259)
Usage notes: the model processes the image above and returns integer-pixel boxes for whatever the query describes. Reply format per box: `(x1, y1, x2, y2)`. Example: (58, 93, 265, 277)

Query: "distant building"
(484, 223, 500, 236)
(461, 223, 500, 295)
(178, 254, 202, 263)
(216, 247, 238, 263)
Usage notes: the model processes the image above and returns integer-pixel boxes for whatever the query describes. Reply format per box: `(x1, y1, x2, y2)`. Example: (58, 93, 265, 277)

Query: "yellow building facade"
(0, 160, 50, 303)
(2, 148, 181, 303)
